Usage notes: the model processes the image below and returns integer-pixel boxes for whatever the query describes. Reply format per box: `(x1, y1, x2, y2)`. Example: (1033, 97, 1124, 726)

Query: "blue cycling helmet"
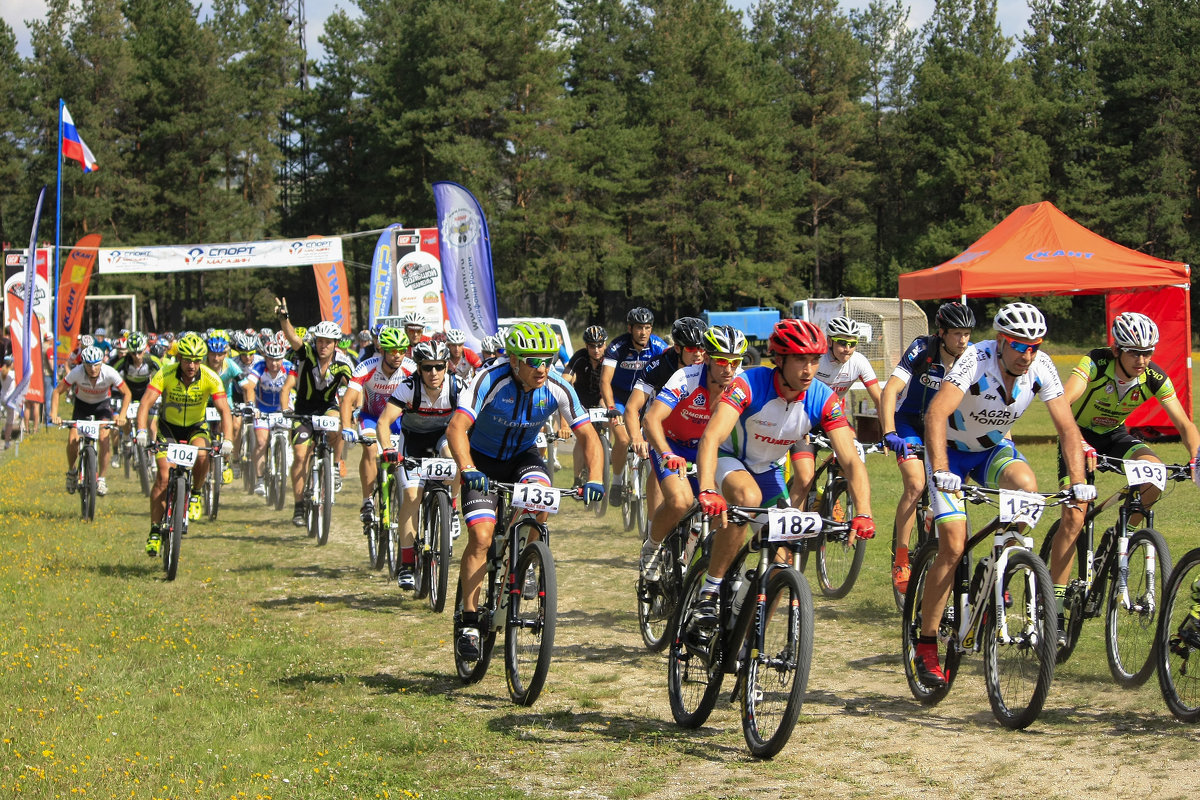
(206, 335, 229, 354)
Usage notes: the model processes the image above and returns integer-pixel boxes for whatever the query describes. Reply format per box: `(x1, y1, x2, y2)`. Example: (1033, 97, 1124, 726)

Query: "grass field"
(3, 359, 1200, 799)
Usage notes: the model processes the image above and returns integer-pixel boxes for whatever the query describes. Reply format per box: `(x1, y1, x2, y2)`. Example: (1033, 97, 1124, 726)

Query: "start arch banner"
(98, 237, 343, 273)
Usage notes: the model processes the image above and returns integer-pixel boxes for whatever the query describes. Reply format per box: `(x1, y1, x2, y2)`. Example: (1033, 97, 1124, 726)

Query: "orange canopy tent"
(898, 201, 1192, 436)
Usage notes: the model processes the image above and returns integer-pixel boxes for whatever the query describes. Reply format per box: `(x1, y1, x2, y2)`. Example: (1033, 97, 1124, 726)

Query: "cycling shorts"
(73, 399, 115, 422)
(714, 455, 787, 507)
(1057, 425, 1153, 486)
(359, 413, 403, 438)
(650, 441, 699, 494)
(289, 409, 339, 446)
(398, 432, 451, 490)
(158, 419, 212, 447)
(926, 439, 1024, 524)
(894, 416, 925, 465)
(461, 447, 549, 526)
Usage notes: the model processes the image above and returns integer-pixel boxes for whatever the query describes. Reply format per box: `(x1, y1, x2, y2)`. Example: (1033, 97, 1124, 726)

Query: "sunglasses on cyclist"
(682, 345, 704, 353)
(419, 363, 447, 373)
(521, 356, 555, 369)
(1122, 347, 1154, 358)
(1001, 334, 1041, 354)
(709, 356, 743, 368)
(830, 338, 858, 348)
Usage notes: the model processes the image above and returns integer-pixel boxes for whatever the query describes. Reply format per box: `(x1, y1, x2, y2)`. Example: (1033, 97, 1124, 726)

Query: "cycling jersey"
(889, 334, 952, 426)
(150, 362, 227, 428)
(718, 366, 848, 472)
(634, 348, 683, 398)
(449, 347, 482, 380)
(229, 355, 262, 404)
(602, 333, 668, 404)
(653, 362, 736, 458)
(816, 350, 878, 399)
(290, 342, 355, 414)
(564, 349, 604, 408)
(211, 358, 244, 399)
(457, 362, 588, 461)
(941, 340, 1063, 452)
(387, 373, 464, 435)
(64, 363, 125, 405)
(243, 360, 294, 413)
(110, 354, 162, 402)
(1069, 347, 1175, 434)
(347, 354, 416, 419)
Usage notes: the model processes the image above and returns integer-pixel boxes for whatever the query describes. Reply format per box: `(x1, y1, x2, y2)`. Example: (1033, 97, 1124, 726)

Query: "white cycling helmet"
(445, 328, 467, 345)
(993, 302, 1047, 341)
(1111, 312, 1159, 349)
(400, 312, 426, 328)
(80, 346, 104, 364)
(310, 320, 342, 340)
(826, 316, 861, 339)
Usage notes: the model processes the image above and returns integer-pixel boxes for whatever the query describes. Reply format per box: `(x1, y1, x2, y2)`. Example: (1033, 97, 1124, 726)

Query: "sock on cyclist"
(702, 574, 723, 595)
(401, 547, 415, 566)
(1054, 584, 1067, 614)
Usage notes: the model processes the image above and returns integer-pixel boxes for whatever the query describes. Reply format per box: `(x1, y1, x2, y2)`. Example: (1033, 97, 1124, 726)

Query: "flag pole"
(52, 98, 63, 387)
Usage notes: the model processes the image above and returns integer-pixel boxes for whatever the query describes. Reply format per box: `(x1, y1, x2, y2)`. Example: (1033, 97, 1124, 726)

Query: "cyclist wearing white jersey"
(49, 346, 131, 497)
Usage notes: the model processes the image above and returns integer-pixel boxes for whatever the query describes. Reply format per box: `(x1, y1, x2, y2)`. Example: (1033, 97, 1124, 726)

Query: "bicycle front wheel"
(900, 541, 959, 704)
(164, 475, 187, 581)
(505, 539, 557, 706)
(208, 454, 222, 521)
(1105, 528, 1170, 687)
(742, 567, 814, 759)
(636, 458, 652, 539)
(666, 556, 724, 727)
(426, 490, 452, 613)
(621, 459, 637, 532)
(1157, 547, 1200, 721)
(386, 477, 403, 580)
(137, 445, 152, 497)
(81, 446, 97, 521)
(982, 548, 1057, 730)
(815, 479, 865, 598)
(317, 452, 333, 546)
(271, 436, 288, 511)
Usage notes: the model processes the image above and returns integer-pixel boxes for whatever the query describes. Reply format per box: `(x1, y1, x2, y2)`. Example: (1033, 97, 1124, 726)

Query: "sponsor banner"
(10, 187, 45, 408)
(6, 282, 44, 404)
(313, 260, 352, 335)
(369, 223, 402, 328)
(391, 227, 445, 336)
(56, 233, 101, 361)
(432, 182, 498, 349)
(98, 237, 343, 274)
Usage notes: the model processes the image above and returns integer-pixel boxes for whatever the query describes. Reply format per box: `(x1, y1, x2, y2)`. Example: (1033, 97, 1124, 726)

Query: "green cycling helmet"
(175, 333, 209, 361)
(505, 321, 559, 356)
(376, 326, 409, 352)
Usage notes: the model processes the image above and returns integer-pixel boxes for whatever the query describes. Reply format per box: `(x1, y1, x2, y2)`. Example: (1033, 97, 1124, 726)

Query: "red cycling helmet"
(769, 318, 826, 356)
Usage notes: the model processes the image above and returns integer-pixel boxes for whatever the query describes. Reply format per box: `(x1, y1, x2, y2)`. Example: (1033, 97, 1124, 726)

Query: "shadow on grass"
(81, 561, 161, 578)
(486, 707, 735, 753)
(256, 591, 407, 612)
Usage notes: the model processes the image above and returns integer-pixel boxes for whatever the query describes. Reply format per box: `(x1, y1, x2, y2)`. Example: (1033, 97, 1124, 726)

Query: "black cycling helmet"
(670, 316, 706, 348)
(582, 325, 608, 345)
(626, 307, 654, 325)
(935, 301, 976, 331)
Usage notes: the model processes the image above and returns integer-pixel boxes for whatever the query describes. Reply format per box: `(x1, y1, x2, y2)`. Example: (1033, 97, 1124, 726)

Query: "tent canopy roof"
(898, 201, 1189, 300)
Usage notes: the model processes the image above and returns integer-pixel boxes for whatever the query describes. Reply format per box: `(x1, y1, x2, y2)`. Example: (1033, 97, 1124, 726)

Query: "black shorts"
(290, 408, 339, 446)
(461, 447, 549, 525)
(158, 419, 212, 445)
(403, 430, 447, 459)
(1058, 424, 1153, 483)
(73, 399, 114, 421)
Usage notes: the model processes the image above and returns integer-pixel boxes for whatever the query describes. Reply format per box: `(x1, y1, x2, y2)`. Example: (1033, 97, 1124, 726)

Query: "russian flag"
(61, 105, 99, 173)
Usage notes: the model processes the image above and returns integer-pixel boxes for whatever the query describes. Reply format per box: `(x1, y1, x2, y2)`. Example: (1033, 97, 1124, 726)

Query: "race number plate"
(165, 443, 198, 468)
(535, 432, 548, 448)
(998, 489, 1045, 527)
(76, 421, 102, 439)
(1123, 460, 1167, 491)
(126, 402, 140, 421)
(511, 483, 561, 514)
(419, 458, 458, 480)
(589, 407, 609, 423)
(311, 415, 339, 432)
(854, 440, 867, 463)
(267, 413, 284, 428)
(766, 509, 823, 542)
(205, 407, 222, 422)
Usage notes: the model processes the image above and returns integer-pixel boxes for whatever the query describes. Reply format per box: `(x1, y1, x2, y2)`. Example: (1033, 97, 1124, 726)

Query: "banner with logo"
(432, 182, 498, 349)
(313, 260, 352, 334)
(7, 293, 44, 404)
(97, 236, 343, 274)
(55, 232, 101, 361)
(390, 227, 445, 336)
(10, 187, 46, 409)
(368, 223, 402, 328)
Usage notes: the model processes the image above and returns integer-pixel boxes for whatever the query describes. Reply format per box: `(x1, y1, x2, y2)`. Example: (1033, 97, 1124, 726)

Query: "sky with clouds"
(4, 1, 1032, 62)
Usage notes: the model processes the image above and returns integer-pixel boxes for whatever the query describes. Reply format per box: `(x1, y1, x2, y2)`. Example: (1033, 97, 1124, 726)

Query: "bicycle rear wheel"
(1105, 528, 1170, 687)
(1037, 518, 1087, 664)
(814, 478, 865, 598)
(638, 533, 683, 652)
(426, 489, 452, 613)
(123, 440, 132, 480)
(505, 539, 557, 705)
(317, 452, 333, 546)
(893, 495, 934, 612)
(666, 556, 724, 727)
(1156, 547, 1200, 721)
(982, 548, 1057, 729)
(742, 568, 814, 759)
(163, 474, 186, 581)
(80, 446, 97, 521)
(900, 541, 960, 704)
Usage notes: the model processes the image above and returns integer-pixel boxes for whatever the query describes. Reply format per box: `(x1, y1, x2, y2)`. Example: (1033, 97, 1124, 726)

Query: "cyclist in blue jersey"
(447, 322, 606, 660)
(878, 301, 975, 594)
(242, 341, 294, 495)
(600, 307, 668, 502)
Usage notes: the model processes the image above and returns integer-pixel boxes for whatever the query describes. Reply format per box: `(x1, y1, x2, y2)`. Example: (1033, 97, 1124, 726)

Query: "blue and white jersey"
(243, 359, 293, 413)
(602, 333, 668, 402)
(891, 335, 951, 423)
(457, 362, 589, 461)
(718, 366, 848, 473)
(941, 340, 1063, 452)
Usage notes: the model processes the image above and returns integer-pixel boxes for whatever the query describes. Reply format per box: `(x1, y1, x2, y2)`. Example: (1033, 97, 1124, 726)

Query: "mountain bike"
(1038, 455, 1182, 686)
(359, 434, 391, 572)
(799, 433, 882, 598)
(886, 443, 935, 612)
(638, 498, 710, 652)
(287, 413, 338, 545)
(405, 456, 458, 612)
(62, 418, 113, 521)
(199, 407, 224, 521)
(152, 440, 217, 581)
(667, 503, 823, 758)
(620, 448, 652, 535)
(1157, 516, 1200, 722)
(902, 485, 1071, 729)
(453, 481, 584, 706)
(237, 405, 257, 494)
(262, 412, 289, 511)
